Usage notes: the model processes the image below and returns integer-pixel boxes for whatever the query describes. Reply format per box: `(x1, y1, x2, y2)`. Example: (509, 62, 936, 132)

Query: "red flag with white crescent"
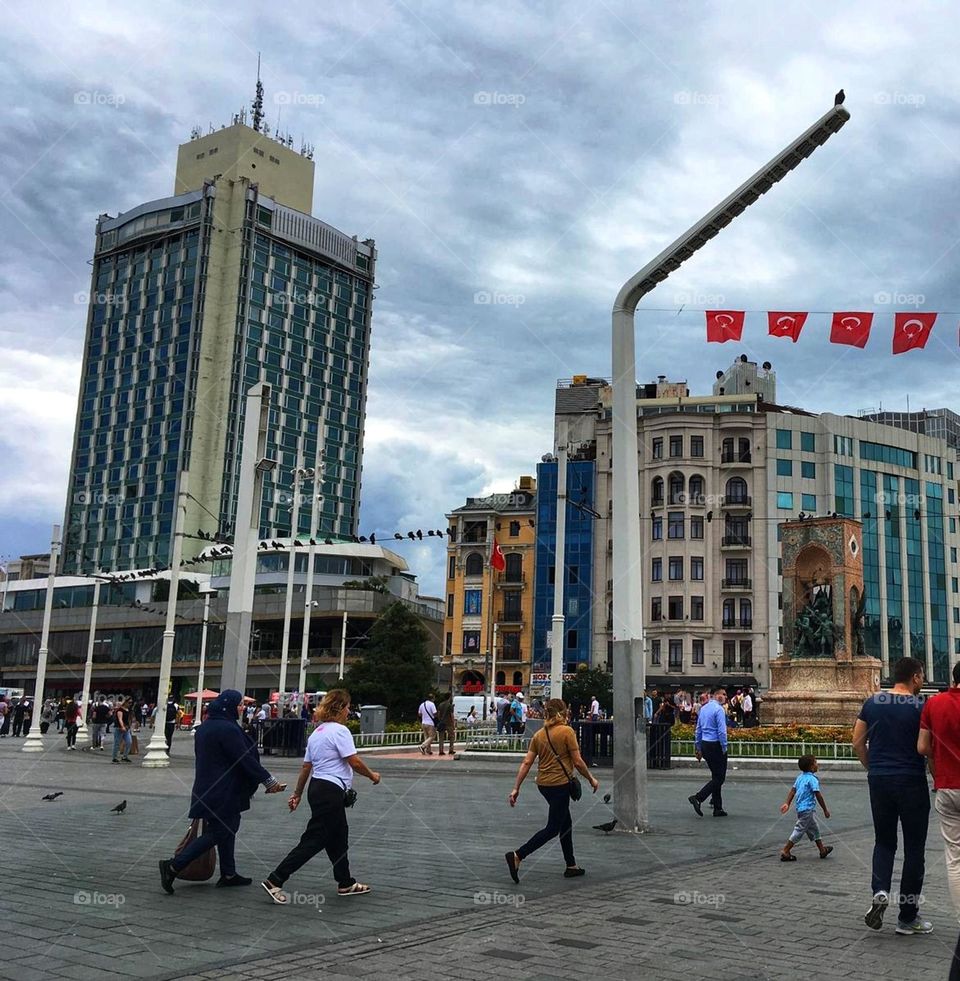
(705, 310, 745, 343)
(829, 312, 873, 349)
(892, 312, 936, 355)
(767, 311, 807, 342)
(490, 539, 506, 572)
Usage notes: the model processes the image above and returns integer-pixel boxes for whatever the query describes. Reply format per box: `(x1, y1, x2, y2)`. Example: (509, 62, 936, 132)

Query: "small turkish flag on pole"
(490, 539, 506, 572)
(705, 310, 745, 343)
(767, 312, 808, 342)
(892, 312, 936, 355)
(829, 312, 873, 349)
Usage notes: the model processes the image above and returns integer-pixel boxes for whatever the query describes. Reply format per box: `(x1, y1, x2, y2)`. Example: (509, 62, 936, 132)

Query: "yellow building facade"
(442, 478, 537, 695)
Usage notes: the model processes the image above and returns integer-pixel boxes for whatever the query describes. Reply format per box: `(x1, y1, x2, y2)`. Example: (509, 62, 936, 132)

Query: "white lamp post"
(279, 465, 314, 696)
(194, 584, 216, 728)
(549, 422, 569, 698)
(142, 474, 190, 767)
(611, 102, 850, 832)
(338, 609, 348, 680)
(77, 577, 103, 733)
(22, 525, 62, 753)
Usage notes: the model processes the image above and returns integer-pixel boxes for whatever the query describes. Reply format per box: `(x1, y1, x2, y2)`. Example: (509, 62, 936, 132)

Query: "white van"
(452, 695, 491, 722)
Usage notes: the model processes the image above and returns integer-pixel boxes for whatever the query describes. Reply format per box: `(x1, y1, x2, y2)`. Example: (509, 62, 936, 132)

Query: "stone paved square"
(0, 734, 957, 980)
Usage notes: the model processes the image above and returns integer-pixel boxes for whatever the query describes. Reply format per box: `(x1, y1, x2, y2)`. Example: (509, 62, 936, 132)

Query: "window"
(951, 489, 956, 505)
(801, 431, 816, 453)
(776, 458, 793, 477)
(668, 512, 684, 539)
(835, 463, 855, 516)
(668, 556, 684, 581)
(723, 639, 736, 670)
(651, 597, 662, 621)
(739, 639, 753, 669)
(801, 460, 816, 479)
(725, 558, 748, 583)
(464, 552, 484, 576)
(691, 595, 704, 620)
(651, 438, 663, 459)
(692, 639, 704, 665)
(446, 593, 454, 617)
(651, 476, 664, 505)
(652, 516, 663, 540)
(651, 557, 662, 582)
(952, 547, 958, 564)
(955, 609, 960, 625)
(800, 493, 816, 512)
(689, 475, 705, 504)
(725, 477, 748, 503)
(691, 435, 704, 457)
(508, 520, 520, 537)
(668, 639, 682, 668)
(738, 438, 751, 463)
(448, 556, 456, 579)
(952, 518, 958, 535)
(669, 435, 683, 458)
(776, 429, 793, 450)
(668, 596, 684, 620)
(445, 632, 452, 655)
(690, 516, 704, 539)
(834, 434, 853, 456)
(463, 589, 482, 615)
(668, 472, 685, 504)
(953, 578, 959, 594)
(777, 491, 794, 510)
(505, 553, 523, 582)
(462, 630, 480, 653)
(721, 437, 734, 463)
(740, 598, 752, 627)
(568, 565, 579, 584)
(566, 630, 578, 649)
(860, 441, 916, 469)
(691, 556, 704, 581)
(651, 639, 661, 665)
(950, 462, 955, 480)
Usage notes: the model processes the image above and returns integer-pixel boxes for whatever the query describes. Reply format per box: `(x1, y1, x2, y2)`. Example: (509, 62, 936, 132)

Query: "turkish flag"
(829, 312, 873, 349)
(768, 311, 808, 342)
(490, 539, 506, 572)
(705, 310, 745, 343)
(892, 312, 936, 355)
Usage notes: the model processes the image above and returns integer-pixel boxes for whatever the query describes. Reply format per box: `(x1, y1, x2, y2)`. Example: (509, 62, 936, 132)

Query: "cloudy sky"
(2, 1, 959, 596)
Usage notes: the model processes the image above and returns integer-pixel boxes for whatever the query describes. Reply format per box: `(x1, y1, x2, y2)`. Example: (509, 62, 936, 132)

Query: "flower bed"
(671, 723, 852, 743)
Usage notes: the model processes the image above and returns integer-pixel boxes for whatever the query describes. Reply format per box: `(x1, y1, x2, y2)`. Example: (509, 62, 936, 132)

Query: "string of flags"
(704, 310, 941, 354)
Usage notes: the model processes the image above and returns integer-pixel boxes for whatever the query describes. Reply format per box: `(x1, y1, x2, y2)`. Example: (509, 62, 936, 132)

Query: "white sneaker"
(895, 918, 934, 935)
(864, 892, 889, 930)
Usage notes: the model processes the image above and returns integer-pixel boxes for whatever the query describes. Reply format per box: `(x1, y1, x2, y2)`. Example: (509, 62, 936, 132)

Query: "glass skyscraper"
(61, 120, 375, 574)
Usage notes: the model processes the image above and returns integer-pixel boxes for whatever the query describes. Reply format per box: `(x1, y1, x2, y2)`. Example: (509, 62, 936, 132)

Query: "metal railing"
(721, 578, 752, 589)
(721, 535, 752, 547)
(673, 739, 855, 760)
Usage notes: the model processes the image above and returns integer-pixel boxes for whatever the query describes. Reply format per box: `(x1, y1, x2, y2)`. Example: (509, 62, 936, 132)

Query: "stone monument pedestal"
(764, 657, 881, 726)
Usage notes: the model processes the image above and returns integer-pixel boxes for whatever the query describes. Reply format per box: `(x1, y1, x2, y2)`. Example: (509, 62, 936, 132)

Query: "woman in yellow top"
(505, 699, 599, 881)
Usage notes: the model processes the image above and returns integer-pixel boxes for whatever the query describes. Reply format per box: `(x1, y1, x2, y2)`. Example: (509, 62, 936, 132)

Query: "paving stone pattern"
(0, 733, 956, 980)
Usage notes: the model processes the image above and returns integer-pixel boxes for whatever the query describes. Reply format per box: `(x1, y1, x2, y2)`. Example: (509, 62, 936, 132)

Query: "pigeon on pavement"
(592, 819, 618, 834)
(41, 792, 64, 801)
(110, 800, 127, 814)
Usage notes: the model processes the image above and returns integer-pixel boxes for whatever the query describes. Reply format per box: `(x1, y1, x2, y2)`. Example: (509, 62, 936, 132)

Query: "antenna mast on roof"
(252, 53, 264, 132)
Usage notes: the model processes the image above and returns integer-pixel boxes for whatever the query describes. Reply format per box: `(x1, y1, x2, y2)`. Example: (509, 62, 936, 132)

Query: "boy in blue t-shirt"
(779, 755, 833, 861)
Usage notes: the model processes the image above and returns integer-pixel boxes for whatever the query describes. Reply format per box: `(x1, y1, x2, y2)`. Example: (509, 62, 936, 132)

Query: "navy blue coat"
(187, 718, 272, 821)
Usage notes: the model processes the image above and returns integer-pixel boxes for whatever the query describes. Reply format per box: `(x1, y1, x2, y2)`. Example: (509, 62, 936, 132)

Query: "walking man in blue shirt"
(688, 686, 728, 817)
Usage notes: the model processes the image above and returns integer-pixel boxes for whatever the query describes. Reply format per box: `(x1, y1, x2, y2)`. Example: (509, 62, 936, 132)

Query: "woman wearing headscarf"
(505, 698, 598, 882)
(261, 689, 381, 902)
(159, 690, 286, 893)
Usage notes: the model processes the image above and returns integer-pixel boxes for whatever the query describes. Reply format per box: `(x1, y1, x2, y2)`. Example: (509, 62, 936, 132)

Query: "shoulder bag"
(544, 726, 582, 801)
(173, 819, 216, 881)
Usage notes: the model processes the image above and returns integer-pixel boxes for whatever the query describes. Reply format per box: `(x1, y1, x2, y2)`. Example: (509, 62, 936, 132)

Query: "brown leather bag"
(173, 819, 216, 881)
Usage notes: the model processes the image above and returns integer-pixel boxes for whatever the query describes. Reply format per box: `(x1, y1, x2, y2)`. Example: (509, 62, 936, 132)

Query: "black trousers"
(516, 784, 576, 867)
(269, 778, 354, 889)
(695, 740, 727, 811)
(164, 722, 176, 751)
(171, 812, 241, 878)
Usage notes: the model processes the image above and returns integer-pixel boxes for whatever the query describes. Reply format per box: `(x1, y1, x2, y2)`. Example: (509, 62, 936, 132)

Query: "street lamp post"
(77, 578, 102, 733)
(194, 585, 216, 729)
(549, 423, 569, 699)
(337, 609, 348, 680)
(142, 475, 190, 767)
(22, 525, 62, 753)
(221, 383, 275, 693)
(611, 102, 850, 832)
(279, 464, 314, 696)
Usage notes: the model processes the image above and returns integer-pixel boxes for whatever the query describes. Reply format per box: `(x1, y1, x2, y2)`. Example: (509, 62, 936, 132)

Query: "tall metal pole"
(221, 383, 273, 692)
(77, 578, 101, 733)
(550, 424, 568, 698)
(297, 409, 325, 706)
(194, 587, 213, 729)
(610, 102, 850, 833)
(280, 464, 312, 695)
(142, 475, 189, 767)
(22, 525, 61, 753)
(338, 609, 348, 680)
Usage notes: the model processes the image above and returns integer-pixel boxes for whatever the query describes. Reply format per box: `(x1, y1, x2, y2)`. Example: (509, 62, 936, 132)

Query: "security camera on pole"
(611, 100, 851, 832)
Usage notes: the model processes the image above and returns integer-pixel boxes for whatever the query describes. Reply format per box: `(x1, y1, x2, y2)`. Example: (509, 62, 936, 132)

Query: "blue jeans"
(112, 728, 132, 759)
(172, 813, 241, 878)
(868, 774, 930, 923)
(516, 784, 576, 867)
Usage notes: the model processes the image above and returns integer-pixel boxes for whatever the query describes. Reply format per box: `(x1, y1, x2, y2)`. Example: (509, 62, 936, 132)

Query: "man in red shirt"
(919, 661, 960, 979)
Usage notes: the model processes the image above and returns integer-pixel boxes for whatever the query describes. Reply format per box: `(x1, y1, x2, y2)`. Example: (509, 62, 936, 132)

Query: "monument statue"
(794, 586, 837, 658)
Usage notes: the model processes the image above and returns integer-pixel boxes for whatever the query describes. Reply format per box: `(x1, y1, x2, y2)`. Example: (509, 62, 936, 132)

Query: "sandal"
(337, 882, 371, 896)
(780, 853, 797, 862)
(260, 880, 288, 904)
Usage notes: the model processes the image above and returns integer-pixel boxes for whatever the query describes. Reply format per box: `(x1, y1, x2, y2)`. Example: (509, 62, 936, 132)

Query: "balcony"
(720, 452, 752, 465)
(667, 660, 684, 673)
(496, 572, 526, 587)
(722, 620, 754, 630)
(720, 495, 752, 509)
(721, 578, 752, 590)
(496, 609, 524, 625)
(721, 535, 752, 548)
(496, 648, 525, 663)
(723, 659, 753, 672)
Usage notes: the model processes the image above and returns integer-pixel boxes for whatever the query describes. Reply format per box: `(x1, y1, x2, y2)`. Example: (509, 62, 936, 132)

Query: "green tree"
(562, 666, 612, 715)
(344, 601, 433, 721)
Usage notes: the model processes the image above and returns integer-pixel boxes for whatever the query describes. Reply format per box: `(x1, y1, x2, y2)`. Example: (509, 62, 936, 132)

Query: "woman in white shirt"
(261, 690, 380, 902)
